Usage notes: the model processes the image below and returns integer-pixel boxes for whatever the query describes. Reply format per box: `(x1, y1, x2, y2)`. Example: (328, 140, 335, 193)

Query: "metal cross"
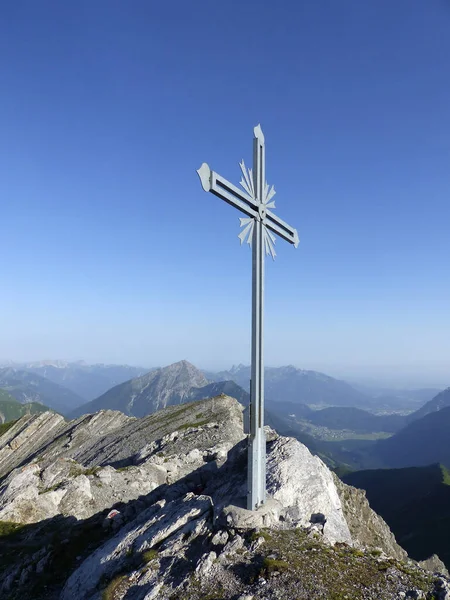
(197, 125, 299, 510)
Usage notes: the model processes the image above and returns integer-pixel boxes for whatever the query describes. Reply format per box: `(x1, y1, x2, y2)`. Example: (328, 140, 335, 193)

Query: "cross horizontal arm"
(197, 163, 259, 219)
(265, 209, 300, 247)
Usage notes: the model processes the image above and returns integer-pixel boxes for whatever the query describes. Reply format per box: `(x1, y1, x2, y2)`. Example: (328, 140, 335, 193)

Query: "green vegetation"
(441, 464, 450, 486)
(102, 575, 128, 600)
(39, 482, 63, 495)
(84, 466, 100, 476)
(0, 521, 25, 537)
(178, 418, 210, 430)
(178, 527, 434, 600)
(0, 419, 18, 438)
(68, 463, 85, 478)
(142, 549, 158, 563)
(66, 463, 100, 479)
(262, 557, 289, 575)
(249, 529, 273, 543)
(0, 389, 54, 426)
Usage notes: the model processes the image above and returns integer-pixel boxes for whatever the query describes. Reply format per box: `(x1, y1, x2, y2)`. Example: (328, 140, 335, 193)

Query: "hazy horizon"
(1, 355, 448, 389)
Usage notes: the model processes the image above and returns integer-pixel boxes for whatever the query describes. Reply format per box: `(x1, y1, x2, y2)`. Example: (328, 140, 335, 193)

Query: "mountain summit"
(71, 360, 209, 418)
(1, 396, 448, 600)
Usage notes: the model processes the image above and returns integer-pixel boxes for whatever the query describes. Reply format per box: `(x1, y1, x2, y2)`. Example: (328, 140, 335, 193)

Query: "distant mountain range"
(6, 361, 147, 401)
(206, 364, 440, 413)
(71, 360, 389, 421)
(206, 364, 384, 410)
(2, 359, 447, 471)
(0, 368, 84, 414)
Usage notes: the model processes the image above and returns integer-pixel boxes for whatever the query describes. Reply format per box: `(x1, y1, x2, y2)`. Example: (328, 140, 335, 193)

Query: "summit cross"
(197, 125, 299, 510)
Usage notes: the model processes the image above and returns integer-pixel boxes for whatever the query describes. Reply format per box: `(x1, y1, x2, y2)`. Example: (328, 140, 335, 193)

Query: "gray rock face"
(0, 410, 131, 480)
(419, 555, 450, 577)
(266, 436, 352, 544)
(0, 396, 244, 525)
(61, 494, 213, 600)
(71, 360, 209, 418)
(0, 394, 435, 600)
(0, 412, 66, 479)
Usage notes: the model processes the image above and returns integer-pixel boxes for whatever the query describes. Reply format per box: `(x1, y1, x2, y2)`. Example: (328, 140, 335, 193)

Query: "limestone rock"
(419, 554, 450, 577)
(0, 394, 445, 600)
(61, 494, 213, 600)
(266, 436, 352, 545)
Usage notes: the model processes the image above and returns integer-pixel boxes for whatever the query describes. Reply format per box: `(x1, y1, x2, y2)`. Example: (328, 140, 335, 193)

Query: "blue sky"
(1, 1, 450, 384)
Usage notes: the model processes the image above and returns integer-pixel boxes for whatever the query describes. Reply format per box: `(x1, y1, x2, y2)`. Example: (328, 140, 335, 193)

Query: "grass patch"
(68, 463, 85, 478)
(68, 463, 100, 478)
(102, 575, 128, 600)
(250, 529, 273, 543)
(142, 549, 158, 563)
(0, 521, 25, 537)
(39, 482, 64, 495)
(0, 419, 18, 437)
(84, 466, 100, 476)
(441, 464, 450, 486)
(262, 557, 290, 576)
(178, 418, 210, 430)
(349, 548, 365, 558)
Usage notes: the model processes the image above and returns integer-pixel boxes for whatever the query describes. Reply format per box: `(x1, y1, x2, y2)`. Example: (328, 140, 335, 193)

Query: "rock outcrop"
(0, 395, 448, 600)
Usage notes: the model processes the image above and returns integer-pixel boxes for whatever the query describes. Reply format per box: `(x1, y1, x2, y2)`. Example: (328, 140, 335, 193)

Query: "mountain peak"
(167, 359, 200, 371)
(71, 360, 209, 418)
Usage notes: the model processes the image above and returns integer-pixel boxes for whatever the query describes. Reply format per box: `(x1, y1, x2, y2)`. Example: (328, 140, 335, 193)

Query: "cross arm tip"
(197, 162, 211, 192)
(293, 229, 300, 248)
(253, 124, 265, 145)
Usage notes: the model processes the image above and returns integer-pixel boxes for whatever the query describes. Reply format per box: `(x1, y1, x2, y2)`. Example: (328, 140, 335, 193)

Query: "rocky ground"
(0, 395, 448, 600)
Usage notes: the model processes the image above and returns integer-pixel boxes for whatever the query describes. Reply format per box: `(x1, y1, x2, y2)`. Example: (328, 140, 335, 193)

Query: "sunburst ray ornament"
(237, 148, 281, 259)
(196, 124, 299, 511)
(238, 217, 254, 246)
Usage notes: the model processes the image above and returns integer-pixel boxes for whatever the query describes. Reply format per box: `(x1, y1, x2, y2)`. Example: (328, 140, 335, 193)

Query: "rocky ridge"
(0, 396, 448, 600)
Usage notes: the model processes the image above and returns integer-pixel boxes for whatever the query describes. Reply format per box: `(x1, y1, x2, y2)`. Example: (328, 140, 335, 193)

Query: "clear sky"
(1, 1, 450, 385)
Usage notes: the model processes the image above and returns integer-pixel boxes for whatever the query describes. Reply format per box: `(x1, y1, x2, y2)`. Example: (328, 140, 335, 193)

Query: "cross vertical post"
(196, 125, 299, 511)
(249, 128, 266, 509)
